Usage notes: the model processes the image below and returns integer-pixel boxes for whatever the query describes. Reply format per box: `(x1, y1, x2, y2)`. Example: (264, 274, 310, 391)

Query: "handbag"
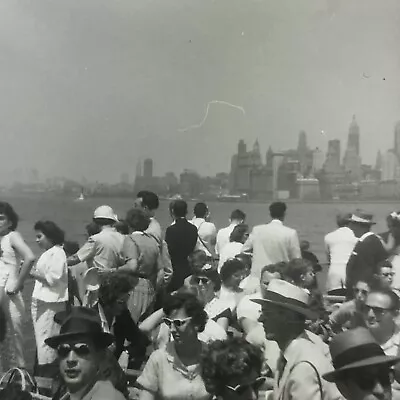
(0, 367, 42, 396)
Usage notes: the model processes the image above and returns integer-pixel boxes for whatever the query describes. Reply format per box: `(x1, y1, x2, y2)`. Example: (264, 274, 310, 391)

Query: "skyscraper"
(324, 139, 341, 173)
(347, 115, 360, 155)
(143, 158, 153, 179)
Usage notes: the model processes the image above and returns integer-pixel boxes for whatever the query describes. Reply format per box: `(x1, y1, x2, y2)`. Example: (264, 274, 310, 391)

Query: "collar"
(270, 219, 283, 225)
(282, 332, 309, 360)
(192, 217, 206, 223)
(165, 342, 203, 380)
(359, 231, 374, 242)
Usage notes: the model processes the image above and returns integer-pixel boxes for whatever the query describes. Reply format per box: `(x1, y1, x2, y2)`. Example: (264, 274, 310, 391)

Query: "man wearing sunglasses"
(323, 327, 400, 400)
(46, 307, 126, 400)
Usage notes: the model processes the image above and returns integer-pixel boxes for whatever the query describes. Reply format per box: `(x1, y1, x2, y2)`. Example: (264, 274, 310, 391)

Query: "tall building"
(266, 146, 274, 168)
(394, 121, 400, 158)
(375, 150, 382, 171)
(381, 150, 399, 181)
(311, 148, 325, 174)
(324, 139, 341, 173)
(143, 158, 153, 179)
(135, 161, 142, 178)
(342, 146, 362, 182)
(297, 131, 309, 176)
(348, 115, 360, 155)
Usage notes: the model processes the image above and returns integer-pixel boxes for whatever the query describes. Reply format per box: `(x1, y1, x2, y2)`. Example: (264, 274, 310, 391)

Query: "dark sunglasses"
(193, 276, 211, 285)
(226, 377, 266, 395)
(57, 343, 92, 358)
(363, 305, 393, 318)
(163, 317, 192, 329)
(351, 369, 394, 391)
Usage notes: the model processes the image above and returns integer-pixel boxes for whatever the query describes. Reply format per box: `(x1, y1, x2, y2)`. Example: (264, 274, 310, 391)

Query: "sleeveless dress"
(0, 232, 26, 370)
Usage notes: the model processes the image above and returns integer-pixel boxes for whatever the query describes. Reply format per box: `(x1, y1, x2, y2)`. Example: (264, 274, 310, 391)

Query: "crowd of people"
(1, 191, 400, 399)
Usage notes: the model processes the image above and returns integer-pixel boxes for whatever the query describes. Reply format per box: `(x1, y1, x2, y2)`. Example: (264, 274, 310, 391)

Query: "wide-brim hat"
(323, 328, 400, 382)
(251, 279, 317, 320)
(45, 307, 114, 349)
(93, 205, 118, 222)
(348, 209, 376, 225)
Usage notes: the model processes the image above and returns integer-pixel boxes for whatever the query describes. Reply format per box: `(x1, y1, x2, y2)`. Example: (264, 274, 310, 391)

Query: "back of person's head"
(200, 337, 263, 397)
(230, 209, 246, 222)
(163, 291, 208, 332)
(125, 208, 150, 232)
(219, 258, 246, 284)
(171, 199, 188, 218)
(85, 221, 101, 237)
(188, 250, 208, 269)
(63, 241, 80, 257)
(269, 202, 287, 220)
(99, 271, 136, 307)
(336, 212, 351, 228)
(194, 202, 209, 218)
(137, 191, 159, 211)
(234, 253, 252, 271)
(260, 262, 286, 277)
(34, 220, 65, 246)
(229, 224, 249, 243)
(0, 202, 19, 230)
(115, 219, 130, 235)
(281, 258, 311, 286)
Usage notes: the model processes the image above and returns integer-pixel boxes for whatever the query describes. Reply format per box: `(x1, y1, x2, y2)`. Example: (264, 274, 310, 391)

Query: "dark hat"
(348, 209, 376, 225)
(45, 307, 114, 349)
(251, 279, 317, 320)
(323, 328, 400, 382)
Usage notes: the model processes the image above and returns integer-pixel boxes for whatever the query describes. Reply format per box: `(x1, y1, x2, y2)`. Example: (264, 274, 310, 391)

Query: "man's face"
(378, 268, 395, 289)
(134, 197, 148, 215)
(58, 338, 100, 393)
(337, 365, 393, 400)
(363, 293, 395, 339)
(353, 281, 370, 306)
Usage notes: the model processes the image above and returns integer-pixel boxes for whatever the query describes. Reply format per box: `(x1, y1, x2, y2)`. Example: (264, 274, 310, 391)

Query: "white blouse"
(32, 245, 68, 302)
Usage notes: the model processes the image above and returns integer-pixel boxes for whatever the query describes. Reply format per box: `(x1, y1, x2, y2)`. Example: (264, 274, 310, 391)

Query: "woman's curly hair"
(200, 337, 263, 396)
(163, 291, 208, 332)
(98, 271, 137, 307)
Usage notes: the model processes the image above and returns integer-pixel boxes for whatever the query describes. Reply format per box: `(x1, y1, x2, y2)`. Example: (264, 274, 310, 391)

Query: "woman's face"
(110, 292, 130, 316)
(0, 213, 12, 235)
(192, 274, 215, 302)
(226, 269, 246, 290)
(164, 307, 198, 345)
(35, 230, 53, 250)
(302, 266, 316, 288)
(220, 369, 263, 400)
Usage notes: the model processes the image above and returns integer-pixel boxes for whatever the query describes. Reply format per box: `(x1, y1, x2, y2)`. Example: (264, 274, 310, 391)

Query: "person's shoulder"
(90, 380, 126, 400)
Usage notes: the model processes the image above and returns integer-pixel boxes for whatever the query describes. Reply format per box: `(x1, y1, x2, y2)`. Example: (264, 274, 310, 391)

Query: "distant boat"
(75, 191, 85, 201)
(217, 193, 249, 203)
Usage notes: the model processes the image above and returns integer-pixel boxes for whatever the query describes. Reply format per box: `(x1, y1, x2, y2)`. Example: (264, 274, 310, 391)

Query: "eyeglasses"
(57, 343, 92, 358)
(163, 317, 192, 329)
(353, 288, 369, 296)
(349, 368, 394, 391)
(226, 377, 266, 395)
(364, 305, 393, 318)
(193, 276, 211, 285)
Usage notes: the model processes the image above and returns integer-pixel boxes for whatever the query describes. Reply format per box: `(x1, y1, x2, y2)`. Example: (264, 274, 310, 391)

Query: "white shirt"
(217, 242, 244, 272)
(32, 245, 68, 302)
(191, 218, 217, 257)
(216, 223, 237, 255)
(242, 219, 301, 279)
(324, 226, 357, 292)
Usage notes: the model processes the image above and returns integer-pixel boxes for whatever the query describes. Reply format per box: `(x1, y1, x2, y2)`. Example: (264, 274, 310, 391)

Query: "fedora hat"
(93, 205, 118, 222)
(323, 328, 400, 382)
(348, 209, 376, 225)
(45, 307, 114, 349)
(251, 279, 317, 320)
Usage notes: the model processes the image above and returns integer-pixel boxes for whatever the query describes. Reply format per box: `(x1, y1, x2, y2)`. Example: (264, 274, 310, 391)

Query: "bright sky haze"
(1, 0, 399, 183)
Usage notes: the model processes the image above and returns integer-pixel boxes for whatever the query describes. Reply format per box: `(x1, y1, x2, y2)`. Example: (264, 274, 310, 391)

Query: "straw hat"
(323, 327, 400, 382)
(251, 279, 317, 320)
(82, 267, 101, 291)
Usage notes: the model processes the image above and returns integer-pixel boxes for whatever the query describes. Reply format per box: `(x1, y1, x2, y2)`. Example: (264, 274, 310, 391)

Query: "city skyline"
(0, 0, 399, 183)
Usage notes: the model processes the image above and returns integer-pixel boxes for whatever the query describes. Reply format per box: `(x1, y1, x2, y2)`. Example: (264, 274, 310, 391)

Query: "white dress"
(0, 232, 26, 369)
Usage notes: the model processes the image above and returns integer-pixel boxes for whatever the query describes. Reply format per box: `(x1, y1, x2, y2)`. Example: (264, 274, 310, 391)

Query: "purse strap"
(289, 361, 323, 399)
(0, 367, 38, 393)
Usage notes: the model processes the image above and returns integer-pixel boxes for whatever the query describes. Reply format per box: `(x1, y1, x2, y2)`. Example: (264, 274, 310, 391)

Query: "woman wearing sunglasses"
(137, 292, 212, 400)
(201, 337, 265, 400)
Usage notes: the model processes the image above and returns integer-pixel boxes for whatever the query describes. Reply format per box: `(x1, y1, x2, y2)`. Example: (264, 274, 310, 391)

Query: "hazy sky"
(1, 0, 399, 183)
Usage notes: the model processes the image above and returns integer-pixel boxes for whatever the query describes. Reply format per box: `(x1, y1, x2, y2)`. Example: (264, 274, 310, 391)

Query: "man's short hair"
(269, 202, 287, 219)
(230, 209, 246, 222)
(137, 191, 159, 210)
(172, 200, 188, 218)
(368, 288, 400, 312)
(194, 202, 208, 218)
(260, 262, 286, 278)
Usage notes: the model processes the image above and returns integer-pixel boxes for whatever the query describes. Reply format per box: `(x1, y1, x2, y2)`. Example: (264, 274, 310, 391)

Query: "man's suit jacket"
(242, 219, 301, 279)
(345, 231, 387, 289)
(165, 218, 198, 291)
(273, 336, 342, 400)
